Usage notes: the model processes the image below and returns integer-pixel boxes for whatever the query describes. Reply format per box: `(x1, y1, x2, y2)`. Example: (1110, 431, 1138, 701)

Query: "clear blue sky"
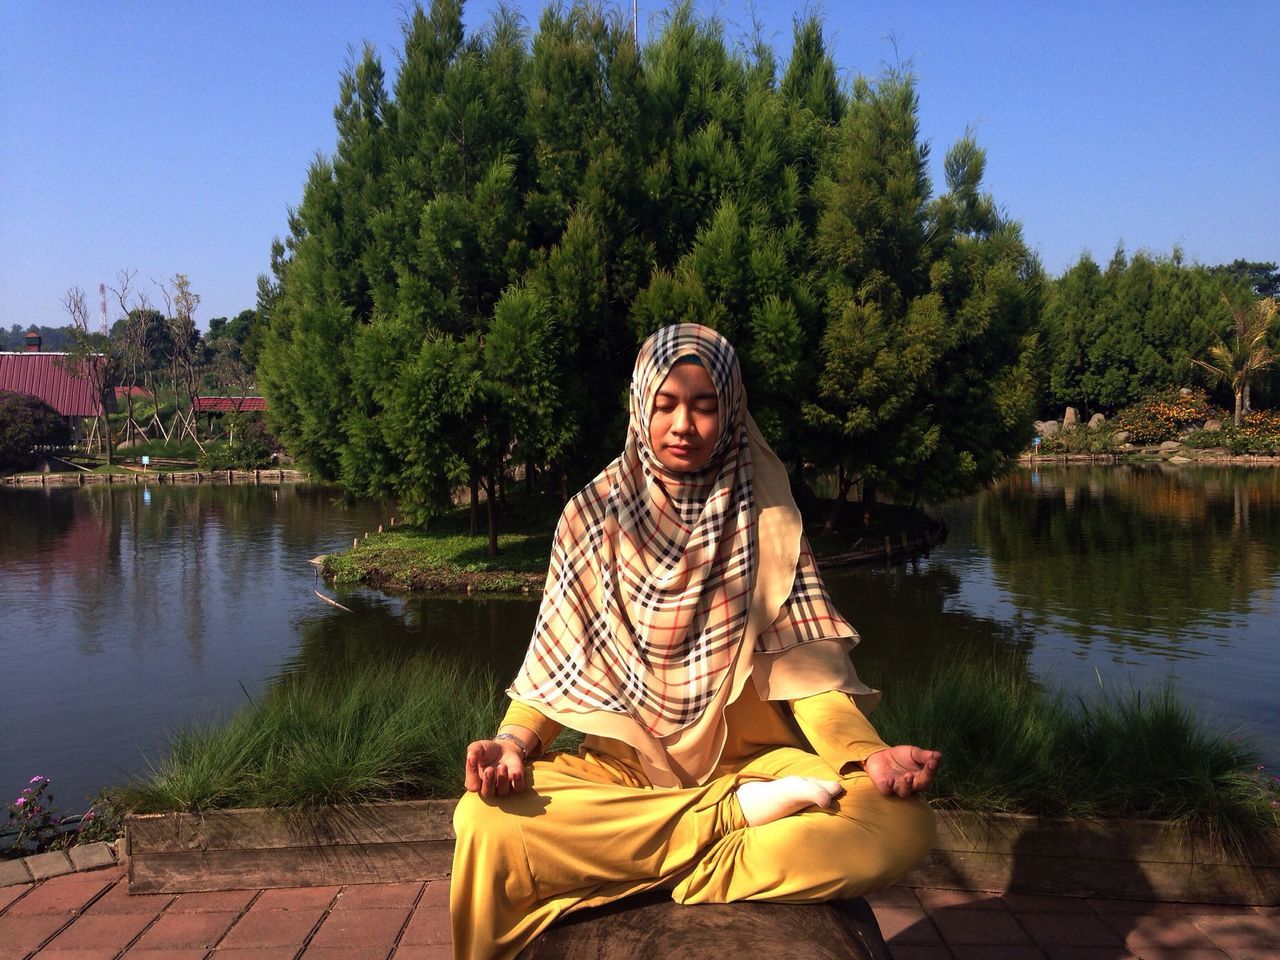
(2, 1, 1276, 330)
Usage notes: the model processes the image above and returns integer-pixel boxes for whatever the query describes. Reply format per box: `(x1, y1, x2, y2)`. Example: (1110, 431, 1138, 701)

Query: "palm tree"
(1191, 295, 1278, 427)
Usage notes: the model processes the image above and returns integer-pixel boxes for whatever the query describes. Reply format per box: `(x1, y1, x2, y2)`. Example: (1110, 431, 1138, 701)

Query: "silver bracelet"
(494, 731, 530, 759)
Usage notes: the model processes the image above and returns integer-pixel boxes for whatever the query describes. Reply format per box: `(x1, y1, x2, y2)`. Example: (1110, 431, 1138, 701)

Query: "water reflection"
(0, 484, 393, 805)
(283, 591, 537, 682)
(824, 562, 1037, 690)
(976, 466, 1280, 652)
(3, 467, 1277, 805)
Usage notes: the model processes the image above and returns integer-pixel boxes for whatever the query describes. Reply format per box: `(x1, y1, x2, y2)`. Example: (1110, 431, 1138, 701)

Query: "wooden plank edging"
(125, 801, 1280, 904)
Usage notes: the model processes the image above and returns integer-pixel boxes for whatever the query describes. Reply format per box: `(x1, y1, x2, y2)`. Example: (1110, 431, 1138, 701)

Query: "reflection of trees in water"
(825, 563, 1037, 691)
(0, 484, 391, 664)
(282, 591, 539, 687)
(0, 487, 121, 655)
(978, 466, 1280, 647)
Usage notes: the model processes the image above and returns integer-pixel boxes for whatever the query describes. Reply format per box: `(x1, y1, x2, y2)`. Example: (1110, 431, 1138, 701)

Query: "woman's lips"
(666, 445, 695, 457)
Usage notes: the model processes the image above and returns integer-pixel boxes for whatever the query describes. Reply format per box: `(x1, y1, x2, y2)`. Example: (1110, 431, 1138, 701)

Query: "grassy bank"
(119, 654, 1277, 853)
(121, 659, 510, 812)
(325, 492, 944, 594)
(874, 657, 1277, 853)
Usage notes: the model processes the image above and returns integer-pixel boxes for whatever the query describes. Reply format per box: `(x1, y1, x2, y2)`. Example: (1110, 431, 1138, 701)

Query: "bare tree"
(59, 287, 120, 462)
(155, 274, 206, 448)
(108, 270, 160, 447)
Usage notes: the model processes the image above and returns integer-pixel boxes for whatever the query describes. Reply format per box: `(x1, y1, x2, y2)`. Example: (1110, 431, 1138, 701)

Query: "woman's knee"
(453, 790, 518, 850)
(797, 786, 934, 895)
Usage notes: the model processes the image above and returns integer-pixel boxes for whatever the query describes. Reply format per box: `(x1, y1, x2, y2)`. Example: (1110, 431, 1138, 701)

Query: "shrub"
(1036, 425, 1116, 455)
(1110, 388, 1218, 445)
(1182, 428, 1227, 449)
(1223, 410, 1280, 454)
(0, 391, 71, 469)
(197, 416, 276, 470)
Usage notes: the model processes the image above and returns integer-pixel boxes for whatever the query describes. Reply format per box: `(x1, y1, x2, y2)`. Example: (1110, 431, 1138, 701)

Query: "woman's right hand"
(464, 739, 527, 798)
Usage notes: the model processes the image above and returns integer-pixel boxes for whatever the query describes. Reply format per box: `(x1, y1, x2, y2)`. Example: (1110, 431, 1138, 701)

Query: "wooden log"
(904, 811, 1280, 905)
(124, 802, 1280, 904)
(517, 891, 892, 960)
(126, 800, 456, 894)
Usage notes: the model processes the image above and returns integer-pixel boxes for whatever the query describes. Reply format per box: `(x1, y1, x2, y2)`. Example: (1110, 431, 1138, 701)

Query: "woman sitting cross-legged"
(451, 323, 940, 960)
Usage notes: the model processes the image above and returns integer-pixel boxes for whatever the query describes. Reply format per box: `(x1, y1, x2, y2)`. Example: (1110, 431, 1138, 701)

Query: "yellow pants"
(450, 745, 935, 960)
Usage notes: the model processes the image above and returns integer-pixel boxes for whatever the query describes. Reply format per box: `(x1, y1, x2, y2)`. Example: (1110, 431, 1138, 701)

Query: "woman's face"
(649, 360, 720, 472)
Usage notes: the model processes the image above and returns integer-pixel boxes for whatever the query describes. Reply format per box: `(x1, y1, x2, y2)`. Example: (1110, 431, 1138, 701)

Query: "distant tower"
(99, 283, 108, 335)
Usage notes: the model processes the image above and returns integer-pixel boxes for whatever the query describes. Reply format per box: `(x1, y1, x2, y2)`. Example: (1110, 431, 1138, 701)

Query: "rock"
(1179, 387, 1193, 397)
(1088, 413, 1106, 429)
(1038, 420, 1060, 438)
(1112, 431, 1131, 445)
(1063, 407, 1079, 428)
(1169, 455, 1192, 464)
(1204, 419, 1222, 432)
(1118, 443, 1137, 451)
(1159, 440, 1183, 451)
(518, 892, 892, 960)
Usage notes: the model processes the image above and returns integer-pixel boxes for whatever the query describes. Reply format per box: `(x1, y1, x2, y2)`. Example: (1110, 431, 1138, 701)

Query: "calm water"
(1, 465, 1277, 808)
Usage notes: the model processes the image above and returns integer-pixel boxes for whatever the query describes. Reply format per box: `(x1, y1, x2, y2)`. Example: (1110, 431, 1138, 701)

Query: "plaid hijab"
(510, 324, 872, 786)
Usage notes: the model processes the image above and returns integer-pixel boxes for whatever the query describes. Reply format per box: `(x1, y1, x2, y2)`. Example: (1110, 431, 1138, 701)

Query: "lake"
(1, 464, 1277, 810)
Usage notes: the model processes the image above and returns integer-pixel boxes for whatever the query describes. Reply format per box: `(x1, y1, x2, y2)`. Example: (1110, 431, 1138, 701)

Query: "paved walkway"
(1, 865, 1276, 960)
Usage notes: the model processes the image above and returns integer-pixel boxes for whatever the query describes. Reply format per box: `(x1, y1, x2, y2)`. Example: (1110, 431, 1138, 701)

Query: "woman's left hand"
(863, 744, 941, 798)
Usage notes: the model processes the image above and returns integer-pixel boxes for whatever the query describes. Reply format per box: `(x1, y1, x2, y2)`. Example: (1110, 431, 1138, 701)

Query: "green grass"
(113, 438, 204, 461)
(326, 490, 941, 592)
(120, 658, 508, 813)
(873, 656, 1277, 854)
(118, 651, 1277, 855)
(325, 493, 563, 591)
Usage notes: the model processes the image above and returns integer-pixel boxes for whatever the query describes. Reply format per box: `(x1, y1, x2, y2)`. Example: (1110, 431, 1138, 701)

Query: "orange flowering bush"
(1111, 388, 1218, 445)
(1225, 411, 1280, 454)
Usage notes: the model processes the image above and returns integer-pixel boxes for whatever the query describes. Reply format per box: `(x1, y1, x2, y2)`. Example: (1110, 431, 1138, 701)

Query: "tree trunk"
(860, 478, 880, 522)
(1234, 388, 1245, 427)
(100, 412, 114, 465)
(485, 473, 500, 557)
(820, 467, 852, 535)
(469, 471, 480, 537)
(1243, 382, 1252, 416)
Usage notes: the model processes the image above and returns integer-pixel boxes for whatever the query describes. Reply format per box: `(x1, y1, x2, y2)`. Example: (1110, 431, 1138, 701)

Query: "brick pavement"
(3, 864, 1277, 959)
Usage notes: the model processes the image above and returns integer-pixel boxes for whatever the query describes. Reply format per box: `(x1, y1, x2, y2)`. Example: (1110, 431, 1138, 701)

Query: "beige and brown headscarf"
(510, 323, 876, 786)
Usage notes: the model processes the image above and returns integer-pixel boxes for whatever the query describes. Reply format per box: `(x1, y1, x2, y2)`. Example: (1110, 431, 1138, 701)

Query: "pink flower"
(28, 776, 46, 784)
(13, 797, 25, 807)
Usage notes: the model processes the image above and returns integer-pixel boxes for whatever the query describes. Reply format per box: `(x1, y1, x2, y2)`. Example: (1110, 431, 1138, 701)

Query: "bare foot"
(736, 776, 844, 827)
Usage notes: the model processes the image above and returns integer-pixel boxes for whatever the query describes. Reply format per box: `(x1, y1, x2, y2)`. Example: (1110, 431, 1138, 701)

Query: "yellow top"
(501, 684, 887, 782)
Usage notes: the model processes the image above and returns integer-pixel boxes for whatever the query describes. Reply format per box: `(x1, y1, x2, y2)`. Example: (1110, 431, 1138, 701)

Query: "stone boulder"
(517, 892, 892, 960)
(1179, 387, 1193, 397)
(1159, 440, 1183, 451)
(1204, 419, 1222, 432)
(1088, 413, 1106, 430)
(1037, 420, 1060, 438)
(1063, 407, 1079, 428)
(1112, 430, 1131, 445)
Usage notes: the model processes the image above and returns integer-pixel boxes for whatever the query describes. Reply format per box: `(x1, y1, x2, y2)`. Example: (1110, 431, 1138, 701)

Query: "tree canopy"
(1039, 248, 1268, 415)
(256, 1, 1047, 543)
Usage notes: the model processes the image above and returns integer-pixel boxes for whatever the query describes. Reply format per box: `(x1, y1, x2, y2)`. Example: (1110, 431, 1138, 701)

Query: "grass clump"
(121, 658, 506, 813)
(120, 650, 1276, 856)
(325, 492, 563, 592)
(873, 656, 1277, 853)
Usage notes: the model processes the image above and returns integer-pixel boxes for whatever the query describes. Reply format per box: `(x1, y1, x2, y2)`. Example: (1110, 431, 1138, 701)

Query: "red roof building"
(192, 396, 267, 413)
(0, 352, 109, 417)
